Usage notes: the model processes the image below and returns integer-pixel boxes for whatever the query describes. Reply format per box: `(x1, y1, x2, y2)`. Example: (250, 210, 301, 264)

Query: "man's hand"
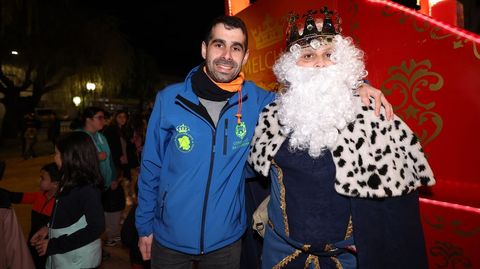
(138, 234, 153, 261)
(358, 84, 394, 120)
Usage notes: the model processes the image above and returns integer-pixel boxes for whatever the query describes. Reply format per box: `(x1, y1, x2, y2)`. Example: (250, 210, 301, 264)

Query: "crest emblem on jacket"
(235, 121, 247, 139)
(175, 124, 194, 153)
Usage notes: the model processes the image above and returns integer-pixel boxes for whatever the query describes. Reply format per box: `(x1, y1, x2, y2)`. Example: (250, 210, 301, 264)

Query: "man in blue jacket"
(136, 15, 392, 269)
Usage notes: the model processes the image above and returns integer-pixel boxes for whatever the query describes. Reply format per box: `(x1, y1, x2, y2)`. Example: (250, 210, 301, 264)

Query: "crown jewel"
(286, 6, 340, 52)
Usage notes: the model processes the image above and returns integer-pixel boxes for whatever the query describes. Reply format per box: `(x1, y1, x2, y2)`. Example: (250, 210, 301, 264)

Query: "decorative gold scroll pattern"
(381, 59, 443, 146)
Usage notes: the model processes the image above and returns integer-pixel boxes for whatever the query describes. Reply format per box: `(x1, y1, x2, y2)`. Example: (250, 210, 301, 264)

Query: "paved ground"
(0, 133, 132, 269)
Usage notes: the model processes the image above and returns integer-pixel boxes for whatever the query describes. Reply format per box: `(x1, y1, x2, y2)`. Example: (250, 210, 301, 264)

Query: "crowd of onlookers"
(1, 106, 150, 269)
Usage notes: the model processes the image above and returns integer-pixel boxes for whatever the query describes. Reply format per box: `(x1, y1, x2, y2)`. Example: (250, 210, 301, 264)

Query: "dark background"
(93, 0, 226, 76)
(83, 0, 479, 77)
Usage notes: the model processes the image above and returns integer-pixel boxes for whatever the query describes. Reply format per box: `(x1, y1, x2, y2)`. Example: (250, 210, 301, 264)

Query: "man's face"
(296, 44, 334, 68)
(201, 23, 249, 83)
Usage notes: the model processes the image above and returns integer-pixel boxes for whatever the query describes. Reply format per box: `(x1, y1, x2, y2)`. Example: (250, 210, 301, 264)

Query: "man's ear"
(241, 49, 250, 66)
(201, 41, 207, 60)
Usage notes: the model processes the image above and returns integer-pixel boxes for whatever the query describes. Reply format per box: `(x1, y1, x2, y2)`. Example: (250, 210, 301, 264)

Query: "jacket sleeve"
(46, 187, 105, 255)
(135, 91, 167, 237)
(0, 188, 23, 204)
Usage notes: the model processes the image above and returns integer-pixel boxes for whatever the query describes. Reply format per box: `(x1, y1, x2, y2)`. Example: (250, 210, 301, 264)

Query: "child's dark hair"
(55, 131, 104, 192)
(41, 162, 60, 183)
(81, 106, 105, 127)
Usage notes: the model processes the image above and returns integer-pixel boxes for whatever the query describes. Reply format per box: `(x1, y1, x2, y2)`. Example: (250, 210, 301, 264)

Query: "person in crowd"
(30, 131, 105, 268)
(48, 112, 61, 150)
(78, 107, 123, 249)
(0, 162, 60, 268)
(129, 112, 147, 165)
(103, 110, 138, 183)
(248, 7, 436, 269)
(136, 15, 393, 269)
(22, 112, 41, 159)
(0, 176, 35, 269)
(126, 112, 146, 203)
(103, 109, 137, 235)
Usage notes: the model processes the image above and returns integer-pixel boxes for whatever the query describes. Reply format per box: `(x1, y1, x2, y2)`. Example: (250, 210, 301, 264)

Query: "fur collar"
(248, 99, 435, 198)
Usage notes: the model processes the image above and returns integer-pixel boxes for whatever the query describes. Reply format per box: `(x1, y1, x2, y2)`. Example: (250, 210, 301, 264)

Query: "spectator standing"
(103, 110, 138, 183)
(22, 112, 41, 159)
(30, 131, 105, 269)
(48, 112, 61, 150)
(1, 162, 60, 268)
(78, 107, 123, 248)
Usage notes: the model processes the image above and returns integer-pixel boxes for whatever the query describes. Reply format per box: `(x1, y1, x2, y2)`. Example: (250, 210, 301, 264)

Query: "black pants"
(151, 239, 241, 269)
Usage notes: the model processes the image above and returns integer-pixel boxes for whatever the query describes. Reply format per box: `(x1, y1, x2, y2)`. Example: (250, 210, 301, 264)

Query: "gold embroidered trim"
(273, 249, 302, 269)
(330, 256, 343, 269)
(344, 215, 353, 239)
(324, 244, 343, 269)
(272, 159, 289, 236)
(304, 254, 321, 269)
(273, 244, 311, 269)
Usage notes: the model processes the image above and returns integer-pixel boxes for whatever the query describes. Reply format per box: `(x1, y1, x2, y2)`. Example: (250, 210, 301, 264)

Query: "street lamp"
(86, 82, 96, 106)
(72, 96, 82, 107)
(86, 82, 96, 92)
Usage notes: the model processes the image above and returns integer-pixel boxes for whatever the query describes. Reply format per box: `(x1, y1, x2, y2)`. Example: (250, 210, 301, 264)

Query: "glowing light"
(420, 198, 480, 214)
(72, 96, 82, 107)
(11, 50, 18, 55)
(429, 0, 443, 6)
(367, 0, 480, 43)
(86, 82, 96, 92)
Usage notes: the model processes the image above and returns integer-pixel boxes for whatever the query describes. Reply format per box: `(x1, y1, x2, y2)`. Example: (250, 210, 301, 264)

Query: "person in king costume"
(248, 7, 435, 269)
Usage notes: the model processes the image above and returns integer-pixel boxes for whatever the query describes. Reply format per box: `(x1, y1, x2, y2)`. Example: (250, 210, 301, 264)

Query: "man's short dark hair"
(205, 15, 249, 50)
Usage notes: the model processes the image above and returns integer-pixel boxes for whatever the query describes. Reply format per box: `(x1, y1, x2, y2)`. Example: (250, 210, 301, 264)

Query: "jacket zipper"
(200, 129, 216, 254)
(223, 118, 228, 155)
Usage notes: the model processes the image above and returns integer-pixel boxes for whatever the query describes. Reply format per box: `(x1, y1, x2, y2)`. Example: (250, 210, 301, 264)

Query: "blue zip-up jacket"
(136, 66, 274, 255)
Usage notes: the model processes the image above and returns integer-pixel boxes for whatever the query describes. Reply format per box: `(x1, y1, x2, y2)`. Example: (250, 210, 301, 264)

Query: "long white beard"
(274, 35, 366, 158)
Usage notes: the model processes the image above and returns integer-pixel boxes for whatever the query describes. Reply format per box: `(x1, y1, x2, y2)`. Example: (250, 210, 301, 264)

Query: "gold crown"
(176, 124, 190, 134)
(287, 7, 340, 51)
(252, 15, 284, 50)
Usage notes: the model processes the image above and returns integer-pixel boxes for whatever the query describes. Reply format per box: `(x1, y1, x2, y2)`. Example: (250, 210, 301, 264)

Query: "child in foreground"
(31, 132, 105, 269)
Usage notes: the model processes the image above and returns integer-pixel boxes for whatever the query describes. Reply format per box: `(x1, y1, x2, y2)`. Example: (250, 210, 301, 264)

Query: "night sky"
(97, 0, 226, 77)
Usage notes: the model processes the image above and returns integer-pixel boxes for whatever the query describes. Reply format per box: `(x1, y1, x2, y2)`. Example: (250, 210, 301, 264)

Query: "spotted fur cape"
(248, 99, 435, 198)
